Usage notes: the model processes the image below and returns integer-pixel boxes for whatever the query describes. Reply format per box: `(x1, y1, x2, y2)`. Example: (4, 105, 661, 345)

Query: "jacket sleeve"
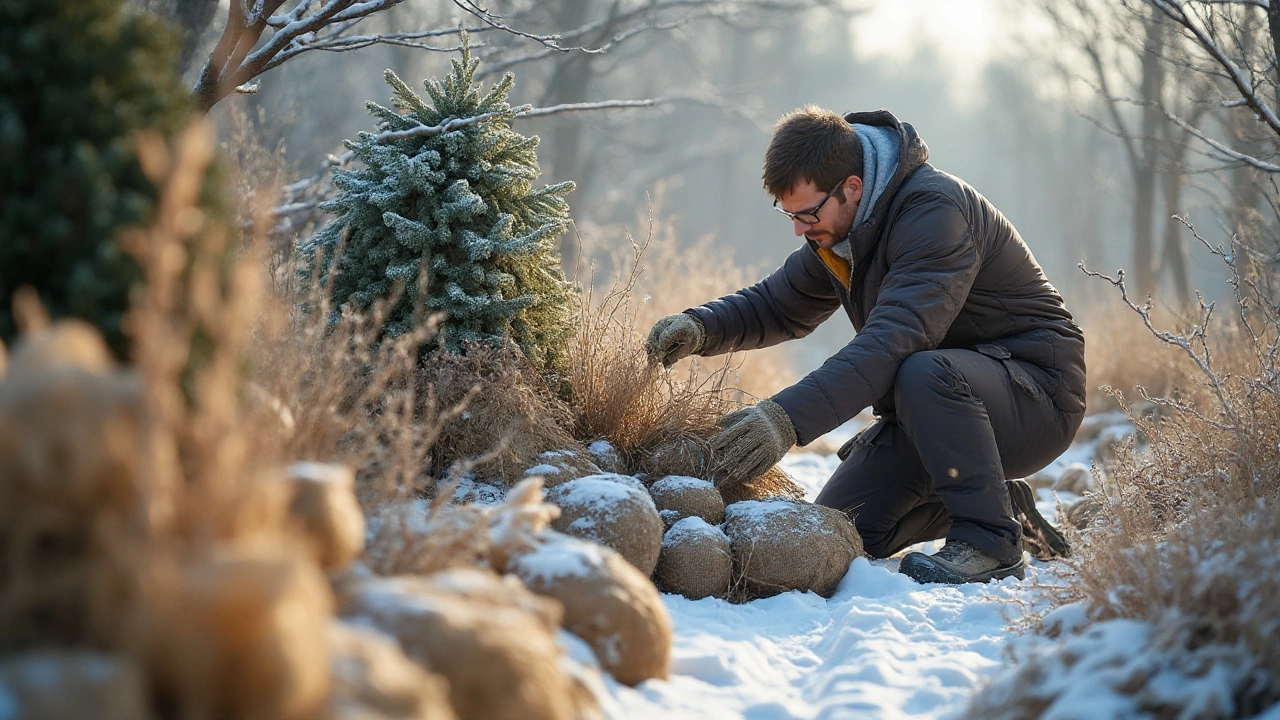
(772, 194, 979, 445)
(685, 245, 841, 356)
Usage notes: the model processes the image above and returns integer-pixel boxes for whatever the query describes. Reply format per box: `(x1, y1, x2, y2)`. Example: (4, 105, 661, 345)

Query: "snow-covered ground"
(592, 440, 1105, 720)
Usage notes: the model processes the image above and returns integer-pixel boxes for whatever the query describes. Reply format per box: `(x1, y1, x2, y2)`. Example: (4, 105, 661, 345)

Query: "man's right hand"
(645, 313, 705, 367)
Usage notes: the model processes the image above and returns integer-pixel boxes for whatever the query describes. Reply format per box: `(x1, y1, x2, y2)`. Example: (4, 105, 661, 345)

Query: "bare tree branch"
(1150, 0, 1280, 137)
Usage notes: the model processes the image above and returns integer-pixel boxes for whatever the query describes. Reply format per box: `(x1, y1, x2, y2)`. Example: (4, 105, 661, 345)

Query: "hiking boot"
(899, 540, 1025, 584)
(1007, 478, 1071, 561)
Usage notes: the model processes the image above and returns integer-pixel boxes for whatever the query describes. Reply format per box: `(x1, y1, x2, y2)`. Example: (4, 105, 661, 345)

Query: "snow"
(524, 463, 562, 476)
(598, 552, 1043, 719)
(592, 450, 1057, 720)
(551, 475, 649, 511)
(650, 475, 715, 493)
(662, 516, 721, 547)
(510, 534, 610, 584)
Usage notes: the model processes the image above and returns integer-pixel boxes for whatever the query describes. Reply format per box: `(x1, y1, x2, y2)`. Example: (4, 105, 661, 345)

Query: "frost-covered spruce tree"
(304, 41, 577, 382)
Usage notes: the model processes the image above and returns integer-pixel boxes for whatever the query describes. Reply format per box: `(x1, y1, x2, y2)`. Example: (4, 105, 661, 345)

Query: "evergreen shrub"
(302, 41, 577, 383)
(0, 0, 193, 357)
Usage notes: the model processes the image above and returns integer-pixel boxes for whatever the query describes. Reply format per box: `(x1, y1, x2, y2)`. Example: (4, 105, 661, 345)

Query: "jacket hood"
(839, 110, 929, 269)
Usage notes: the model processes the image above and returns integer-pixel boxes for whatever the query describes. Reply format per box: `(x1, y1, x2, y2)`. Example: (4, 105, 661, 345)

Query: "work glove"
(645, 313, 704, 367)
(709, 398, 797, 488)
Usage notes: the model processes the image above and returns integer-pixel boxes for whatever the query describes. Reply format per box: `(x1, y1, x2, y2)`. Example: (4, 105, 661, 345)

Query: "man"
(645, 107, 1086, 585)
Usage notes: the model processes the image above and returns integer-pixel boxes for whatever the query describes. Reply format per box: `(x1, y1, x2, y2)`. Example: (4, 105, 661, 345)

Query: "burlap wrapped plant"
(649, 475, 725, 527)
(522, 448, 604, 490)
(140, 543, 334, 720)
(722, 497, 862, 599)
(287, 462, 365, 572)
(505, 532, 672, 686)
(326, 622, 457, 720)
(654, 517, 732, 600)
(344, 568, 589, 720)
(546, 474, 663, 576)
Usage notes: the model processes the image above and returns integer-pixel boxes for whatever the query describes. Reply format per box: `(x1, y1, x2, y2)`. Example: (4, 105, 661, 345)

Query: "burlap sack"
(722, 497, 862, 599)
(586, 440, 625, 474)
(287, 462, 365, 572)
(649, 475, 725, 526)
(522, 448, 603, 490)
(654, 517, 732, 600)
(0, 650, 153, 720)
(326, 621, 457, 720)
(345, 569, 587, 720)
(506, 532, 672, 686)
(546, 475, 663, 576)
(0, 323, 145, 651)
(1065, 494, 1104, 530)
(143, 542, 333, 720)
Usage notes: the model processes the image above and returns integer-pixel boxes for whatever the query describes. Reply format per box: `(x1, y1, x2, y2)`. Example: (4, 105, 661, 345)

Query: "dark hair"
(762, 106, 863, 198)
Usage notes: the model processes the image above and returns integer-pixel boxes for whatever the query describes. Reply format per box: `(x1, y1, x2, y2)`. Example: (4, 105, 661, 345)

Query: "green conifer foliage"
(303, 42, 577, 382)
(0, 0, 192, 357)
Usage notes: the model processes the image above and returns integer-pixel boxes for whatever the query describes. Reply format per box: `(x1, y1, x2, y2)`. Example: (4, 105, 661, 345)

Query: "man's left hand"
(709, 399, 798, 488)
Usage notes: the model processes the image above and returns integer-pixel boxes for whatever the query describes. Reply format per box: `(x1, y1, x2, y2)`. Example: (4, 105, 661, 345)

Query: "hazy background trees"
(145, 0, 1274, 375)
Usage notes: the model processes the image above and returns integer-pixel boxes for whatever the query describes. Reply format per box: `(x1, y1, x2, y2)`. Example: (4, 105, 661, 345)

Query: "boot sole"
(1008, 478, 1071, 560)
(899, 552, 1025, 585)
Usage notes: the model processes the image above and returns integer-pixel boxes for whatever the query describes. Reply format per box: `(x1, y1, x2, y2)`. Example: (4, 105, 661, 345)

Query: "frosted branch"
(374, 98, 668, 142)
(1148, 0, 1280, 138)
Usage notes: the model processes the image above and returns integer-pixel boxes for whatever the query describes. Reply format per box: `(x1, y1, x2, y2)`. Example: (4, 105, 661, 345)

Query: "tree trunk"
(1134, 7, 1168, 299)
(1160, 131, 1192, 309)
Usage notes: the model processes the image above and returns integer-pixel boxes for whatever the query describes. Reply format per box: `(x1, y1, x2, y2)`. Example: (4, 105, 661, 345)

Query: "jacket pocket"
(975, 342, 1043, 399)
(837, 416, 887, 461)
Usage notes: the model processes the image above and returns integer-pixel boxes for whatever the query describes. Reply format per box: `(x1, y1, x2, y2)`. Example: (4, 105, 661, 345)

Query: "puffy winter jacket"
(686, 110, 1086, 445)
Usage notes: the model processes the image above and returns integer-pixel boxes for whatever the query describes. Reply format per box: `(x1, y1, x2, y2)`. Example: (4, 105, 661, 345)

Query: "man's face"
(776, 176, 862, 249)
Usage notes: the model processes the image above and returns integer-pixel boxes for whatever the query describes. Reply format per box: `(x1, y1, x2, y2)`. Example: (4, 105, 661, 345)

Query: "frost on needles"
(302, 40, 577, 381)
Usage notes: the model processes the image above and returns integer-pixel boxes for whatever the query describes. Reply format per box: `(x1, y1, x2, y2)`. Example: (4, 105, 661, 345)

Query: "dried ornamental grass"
(422, 342, 585, 486)
(970, 232, 1280, 718)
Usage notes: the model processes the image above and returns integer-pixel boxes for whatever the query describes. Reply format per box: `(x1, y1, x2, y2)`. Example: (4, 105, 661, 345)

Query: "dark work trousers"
(814, 348, 1083, 565)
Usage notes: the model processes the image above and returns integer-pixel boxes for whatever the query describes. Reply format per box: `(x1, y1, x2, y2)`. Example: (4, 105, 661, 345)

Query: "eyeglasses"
(773, 181, 845, 225)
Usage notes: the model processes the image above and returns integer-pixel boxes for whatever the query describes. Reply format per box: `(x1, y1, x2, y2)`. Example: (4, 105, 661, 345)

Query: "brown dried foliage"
(0, 120, 342, 719)
(421, 342, 585, 485)
(975, 226, 1280, 717)
(567, 212, 799, 484)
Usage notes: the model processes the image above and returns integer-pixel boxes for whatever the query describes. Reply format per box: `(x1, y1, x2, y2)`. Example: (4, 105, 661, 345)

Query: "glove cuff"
(758, 398, 798, 449)
(679, 311, 706, 355)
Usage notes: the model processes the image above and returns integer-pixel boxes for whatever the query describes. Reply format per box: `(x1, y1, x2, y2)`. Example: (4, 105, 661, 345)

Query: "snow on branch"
(1158, 104, 1280, 171)
(374, 98, 666, 143)
(1148, 0, 1280, 139)
(193, 0, 673, 112)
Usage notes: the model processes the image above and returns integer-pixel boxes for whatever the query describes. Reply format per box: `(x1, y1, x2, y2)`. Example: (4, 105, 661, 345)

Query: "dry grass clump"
(421, 341, 588, 485)
(0, 120, 344, 718)
(248, 263, 449, 511)
(1076, 292, 1206, 413)
(971, 233, 1280, 718)
(568, 214, 800, 485)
